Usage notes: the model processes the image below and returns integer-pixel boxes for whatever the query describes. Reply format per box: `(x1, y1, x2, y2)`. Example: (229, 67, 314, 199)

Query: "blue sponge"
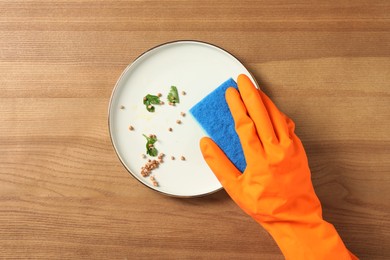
(189, 78, 246, 172)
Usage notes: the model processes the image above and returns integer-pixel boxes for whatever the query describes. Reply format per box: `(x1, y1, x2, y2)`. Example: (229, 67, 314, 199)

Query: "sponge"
(189, 78, 246, 172)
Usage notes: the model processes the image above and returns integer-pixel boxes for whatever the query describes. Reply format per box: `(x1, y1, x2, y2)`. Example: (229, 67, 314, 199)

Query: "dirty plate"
(108, 40, 255, 197)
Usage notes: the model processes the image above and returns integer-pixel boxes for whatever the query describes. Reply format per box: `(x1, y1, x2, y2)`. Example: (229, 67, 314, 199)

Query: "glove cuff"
(259, 218, 356, 260)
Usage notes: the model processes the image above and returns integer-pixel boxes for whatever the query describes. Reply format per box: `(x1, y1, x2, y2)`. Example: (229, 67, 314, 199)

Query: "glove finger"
(200, 137, 241, 189)
(258, 90, 291, 143)
(237, 74, 278, 146)
(225, 87, 265, 166)
(284, 115, 296, 136)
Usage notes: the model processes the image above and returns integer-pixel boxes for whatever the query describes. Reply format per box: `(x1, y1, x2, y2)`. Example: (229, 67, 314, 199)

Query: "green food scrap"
(167, 86, 180, 104)
(143, 94, 161, 112)
(143, 134, 158, 157)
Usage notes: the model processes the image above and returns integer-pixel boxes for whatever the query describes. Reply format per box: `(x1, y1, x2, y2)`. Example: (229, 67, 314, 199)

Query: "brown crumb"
(168, 127, 173, 132)
(157, 93, 162, 97)
(176, 120, 181, 124)
(181, 91, 186, 95)
(180, 112, 186, 117)
(140, 159, 161, 178)
(171, 156, 175, 160)
(120, 105, 125, 109)
(180, 156, 186, 161)
(128, 125, 134, 131)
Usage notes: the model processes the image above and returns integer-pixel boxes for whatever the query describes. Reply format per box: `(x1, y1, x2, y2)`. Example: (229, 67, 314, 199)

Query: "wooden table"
(1, 1, 389, 259)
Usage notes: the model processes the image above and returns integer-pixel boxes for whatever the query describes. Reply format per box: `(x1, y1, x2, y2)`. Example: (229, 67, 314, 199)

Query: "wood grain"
(0, 0, 389, 259)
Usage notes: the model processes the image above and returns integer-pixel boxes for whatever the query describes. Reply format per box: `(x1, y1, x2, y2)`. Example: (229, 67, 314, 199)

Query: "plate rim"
(107, 39, 257, 198)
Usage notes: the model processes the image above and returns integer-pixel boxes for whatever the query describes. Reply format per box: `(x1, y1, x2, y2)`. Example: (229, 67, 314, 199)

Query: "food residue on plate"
(150, 176, 158, 187)
(167, 86, 180, 105)
(143, 94, 161, 112)
(132, 86, 189, 188)
(143, 134, 158, 157)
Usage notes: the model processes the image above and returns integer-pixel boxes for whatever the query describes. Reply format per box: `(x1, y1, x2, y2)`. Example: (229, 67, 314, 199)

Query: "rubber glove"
(200, 74, 357, 260)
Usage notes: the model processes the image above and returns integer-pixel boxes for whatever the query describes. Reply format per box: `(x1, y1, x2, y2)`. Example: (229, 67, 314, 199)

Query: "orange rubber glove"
(200, 74, 357, 260)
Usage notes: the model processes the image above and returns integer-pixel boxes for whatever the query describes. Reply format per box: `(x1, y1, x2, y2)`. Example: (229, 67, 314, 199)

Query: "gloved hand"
(200, 74, 357, 260)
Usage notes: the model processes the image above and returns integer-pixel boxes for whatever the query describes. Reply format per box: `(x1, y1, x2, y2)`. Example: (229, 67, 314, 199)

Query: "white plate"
(108, 40, 255, 197)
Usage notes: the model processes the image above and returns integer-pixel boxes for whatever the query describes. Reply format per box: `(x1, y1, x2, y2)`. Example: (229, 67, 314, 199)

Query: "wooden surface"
(0, 0, 389, 259)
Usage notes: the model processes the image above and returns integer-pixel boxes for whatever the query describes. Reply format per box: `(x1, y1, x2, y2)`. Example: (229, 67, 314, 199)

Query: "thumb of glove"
(200, 137, 241, 193)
